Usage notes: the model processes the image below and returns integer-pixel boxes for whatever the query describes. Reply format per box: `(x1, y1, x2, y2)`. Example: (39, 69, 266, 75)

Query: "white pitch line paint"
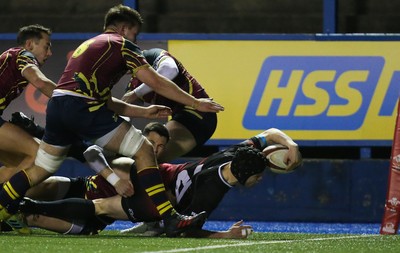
(142, 234, 380, 253)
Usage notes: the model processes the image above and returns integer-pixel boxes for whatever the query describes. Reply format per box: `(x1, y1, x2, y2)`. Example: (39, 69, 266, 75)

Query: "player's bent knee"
(93, 198, 107, 216)
(118, 127, 145, 157)
(35, 148, 66, 173)
(136, 139, 156, 157)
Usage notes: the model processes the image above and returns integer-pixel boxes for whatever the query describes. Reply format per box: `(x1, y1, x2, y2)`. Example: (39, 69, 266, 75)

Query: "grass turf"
(1, 229, 399, 253)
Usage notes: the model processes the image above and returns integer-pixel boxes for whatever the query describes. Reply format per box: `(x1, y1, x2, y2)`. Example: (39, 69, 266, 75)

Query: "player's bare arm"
(22, 65, 56, 98)
(261, 128, 302, 169)
(135, 67, 224, 113)
(107, 97, 172, 118)
(183, 220, 253, 239)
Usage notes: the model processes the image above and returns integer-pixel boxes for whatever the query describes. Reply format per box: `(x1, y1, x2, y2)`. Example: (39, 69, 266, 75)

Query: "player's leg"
(100, 121, 175, 217)
(101, 121, 207, 237)
(101, 121, 175, 218)
(0, 141, 69, 221)
(19, 196, 108, 235)
(0, 122, 39, 166)
(93, 195, 128, 220)
(0, 151, 25, 170)
(0, 121, 40, 182)
(158, 120, 197, 162)
(25, 214, 76, 234)
(0, 165, 20, 184)
(158, 111, 217, 162)
(1, 94, 90, 216)
(109, 157, 134, 179)
(26, 176, 72, 201)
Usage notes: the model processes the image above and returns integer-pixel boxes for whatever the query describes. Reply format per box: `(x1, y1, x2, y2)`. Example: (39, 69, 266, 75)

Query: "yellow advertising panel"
(168, 40, 399, 144)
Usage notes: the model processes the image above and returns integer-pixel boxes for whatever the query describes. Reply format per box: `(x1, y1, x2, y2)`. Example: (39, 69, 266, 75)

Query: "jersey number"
(175, 165, 203, 203)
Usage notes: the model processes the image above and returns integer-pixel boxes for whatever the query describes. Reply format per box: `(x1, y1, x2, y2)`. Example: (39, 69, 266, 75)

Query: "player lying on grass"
(120, 127, 302, 236)
(16, 127, 302, 238)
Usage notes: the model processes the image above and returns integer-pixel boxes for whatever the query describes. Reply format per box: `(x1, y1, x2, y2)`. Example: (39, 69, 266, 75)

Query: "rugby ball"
(263, 144, 291, 174)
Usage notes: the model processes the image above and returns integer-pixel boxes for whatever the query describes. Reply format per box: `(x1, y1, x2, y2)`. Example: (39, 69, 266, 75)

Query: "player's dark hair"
(143, 122, 170, 142)
(230, 146, 268, 185)
(17, 24, 51, 46)
(104, 4, 143, 30)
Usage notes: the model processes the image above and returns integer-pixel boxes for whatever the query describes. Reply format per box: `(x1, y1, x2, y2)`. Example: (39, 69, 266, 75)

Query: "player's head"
(104, 4, 143, 43)
(230, 146, 268, 186)
(143, 122, 170, 158)
(17, 24, 52, 66)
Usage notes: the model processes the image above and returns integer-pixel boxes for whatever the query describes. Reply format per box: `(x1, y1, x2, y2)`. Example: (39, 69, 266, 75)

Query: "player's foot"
(18, 197, 38, 214)
(5, 212, 31, 234)
(120, 221, 164, 236)
(0, 207, 12, 222)
(164, 211, 207, 237)
(9, 111, 44, 139)
(0, 221, 13, 232)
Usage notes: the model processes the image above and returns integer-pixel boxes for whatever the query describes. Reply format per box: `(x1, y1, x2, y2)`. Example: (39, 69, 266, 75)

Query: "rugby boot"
(9, 111, 44, 139)
(164, 211, 207, 237)
(5, 212, 31, 234)
(120, 221, 165, 236)
(0, 221, 13, 232)
(0, 207, 12, 222)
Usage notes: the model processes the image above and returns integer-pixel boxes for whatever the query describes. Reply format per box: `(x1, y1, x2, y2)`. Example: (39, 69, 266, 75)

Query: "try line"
(143, 234, 380, 253)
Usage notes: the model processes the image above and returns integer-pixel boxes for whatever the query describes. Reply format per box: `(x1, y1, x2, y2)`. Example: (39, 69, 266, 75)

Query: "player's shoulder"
(143, 48, 164, 57)
(0, 47, 23, 64)
(119, 36, 141, 52)
(2, 47, 21, 55)
(17, 49, 39, 66)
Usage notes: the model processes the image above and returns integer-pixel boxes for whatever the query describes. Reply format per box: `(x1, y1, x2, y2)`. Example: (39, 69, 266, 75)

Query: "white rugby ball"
(263, 144, 291, 174)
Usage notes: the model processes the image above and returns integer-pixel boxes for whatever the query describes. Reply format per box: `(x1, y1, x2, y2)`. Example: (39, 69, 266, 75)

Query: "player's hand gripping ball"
(263, 144, 295, 174)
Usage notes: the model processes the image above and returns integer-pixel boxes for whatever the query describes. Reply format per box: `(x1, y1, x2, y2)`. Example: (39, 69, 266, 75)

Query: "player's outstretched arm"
(135, 67, 224, 113)
(183, 220, 253, 239)
(107, 97, 172, 119)
(243, 128, 302, 170)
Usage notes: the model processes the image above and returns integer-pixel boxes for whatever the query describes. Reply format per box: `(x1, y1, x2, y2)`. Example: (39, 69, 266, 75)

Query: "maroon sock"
(137, 167, 175, 219)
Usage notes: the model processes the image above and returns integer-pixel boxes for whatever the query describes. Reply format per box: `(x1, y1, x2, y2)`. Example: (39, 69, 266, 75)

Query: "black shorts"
(64, 177, 86, 198)
(68, 176, 115, 235)
(172, 110, 217, 146)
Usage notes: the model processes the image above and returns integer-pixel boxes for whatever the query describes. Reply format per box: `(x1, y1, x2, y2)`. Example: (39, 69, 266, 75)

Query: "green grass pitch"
(1, 229, 400, 253)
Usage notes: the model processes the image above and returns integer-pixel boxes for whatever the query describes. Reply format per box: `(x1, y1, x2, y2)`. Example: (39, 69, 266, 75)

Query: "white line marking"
(142, 234, 380, 253)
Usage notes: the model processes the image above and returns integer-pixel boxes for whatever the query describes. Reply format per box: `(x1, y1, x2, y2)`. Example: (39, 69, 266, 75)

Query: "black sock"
(20, 198, 95, 220)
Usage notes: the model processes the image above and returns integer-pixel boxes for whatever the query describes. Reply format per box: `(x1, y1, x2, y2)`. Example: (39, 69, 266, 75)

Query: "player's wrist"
(191, 99, 200, 110)
(106, 172, 120, 186)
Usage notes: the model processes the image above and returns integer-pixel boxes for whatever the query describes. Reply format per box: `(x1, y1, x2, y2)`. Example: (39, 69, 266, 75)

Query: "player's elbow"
(158, 64, 179, 80)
